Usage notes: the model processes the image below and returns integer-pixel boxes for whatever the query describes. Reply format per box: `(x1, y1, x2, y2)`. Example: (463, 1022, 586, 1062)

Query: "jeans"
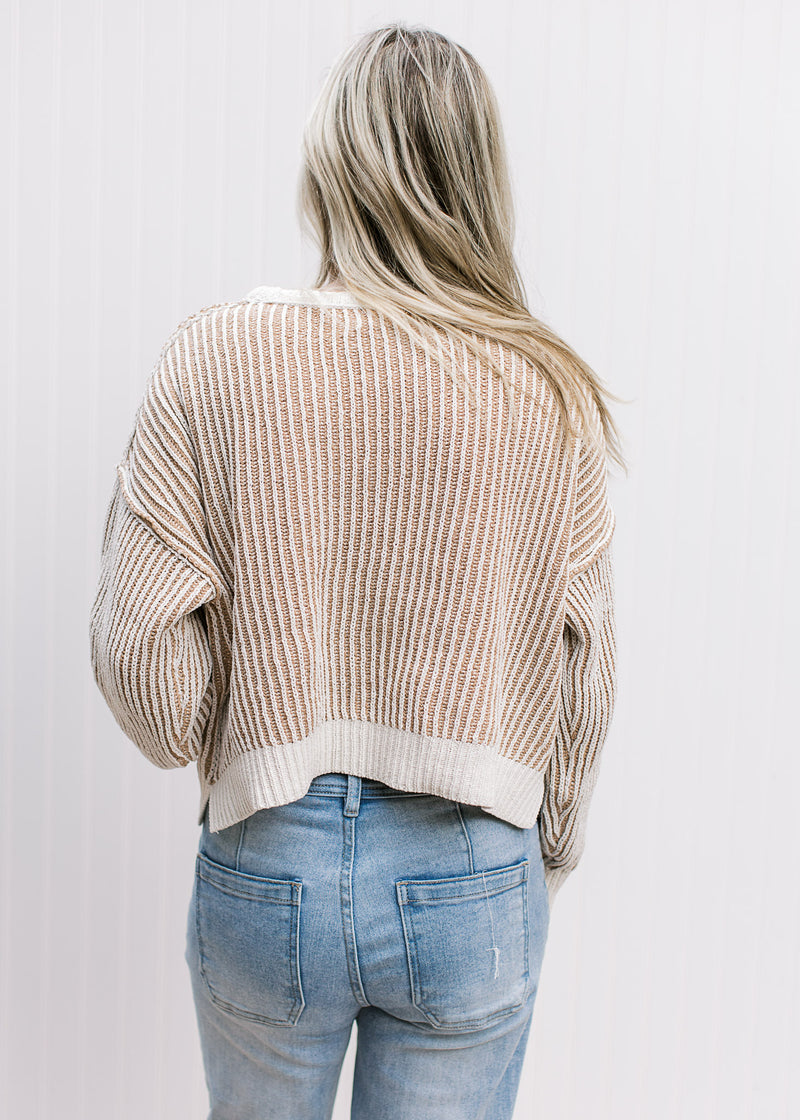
(184, 773, 550, 1120)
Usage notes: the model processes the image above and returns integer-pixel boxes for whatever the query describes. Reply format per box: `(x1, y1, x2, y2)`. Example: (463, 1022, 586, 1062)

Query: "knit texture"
(89, 285, 617, 909)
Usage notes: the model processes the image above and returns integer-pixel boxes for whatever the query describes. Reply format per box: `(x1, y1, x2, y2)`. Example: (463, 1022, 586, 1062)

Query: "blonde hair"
(299, 23, 628, 473)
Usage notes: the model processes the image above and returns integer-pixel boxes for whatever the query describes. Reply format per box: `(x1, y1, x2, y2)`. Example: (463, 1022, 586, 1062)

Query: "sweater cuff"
(544, 864, 572, 911)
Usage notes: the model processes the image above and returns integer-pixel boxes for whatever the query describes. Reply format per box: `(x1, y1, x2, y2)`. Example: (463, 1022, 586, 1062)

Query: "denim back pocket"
(396, 859, 530, 1031)
(194, 851, 305, 1025)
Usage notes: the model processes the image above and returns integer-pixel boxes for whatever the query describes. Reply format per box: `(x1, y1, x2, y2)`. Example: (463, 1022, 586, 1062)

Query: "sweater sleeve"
(89, 476, 217, 767)
(114, 326, 224, 593)
(568, 415, 616, 577)
(89, 331, 223, 769)
(538, 533, 618, 911)
(536, 415, 617, 908)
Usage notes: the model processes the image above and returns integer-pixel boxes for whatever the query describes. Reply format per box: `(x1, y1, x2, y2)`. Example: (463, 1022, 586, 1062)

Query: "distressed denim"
(184, 773, 550, 1120)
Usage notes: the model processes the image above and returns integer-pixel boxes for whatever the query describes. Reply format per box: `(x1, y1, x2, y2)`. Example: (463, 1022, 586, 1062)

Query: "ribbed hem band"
(197, 718, 547, 834)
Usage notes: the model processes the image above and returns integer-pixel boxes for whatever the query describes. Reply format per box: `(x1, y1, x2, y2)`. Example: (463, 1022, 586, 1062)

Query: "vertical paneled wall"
(1, 1, 797, 1117)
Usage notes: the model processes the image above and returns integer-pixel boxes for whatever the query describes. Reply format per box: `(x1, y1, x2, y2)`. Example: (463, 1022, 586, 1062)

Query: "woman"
(90, 22, 626, 1120)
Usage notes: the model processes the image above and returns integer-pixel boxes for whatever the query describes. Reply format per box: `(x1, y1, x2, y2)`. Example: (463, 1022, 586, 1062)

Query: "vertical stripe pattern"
(89, 286, 617, 906)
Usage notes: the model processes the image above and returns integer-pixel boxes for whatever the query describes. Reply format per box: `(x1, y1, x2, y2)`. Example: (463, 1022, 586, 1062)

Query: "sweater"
(89, 284, 618, 908)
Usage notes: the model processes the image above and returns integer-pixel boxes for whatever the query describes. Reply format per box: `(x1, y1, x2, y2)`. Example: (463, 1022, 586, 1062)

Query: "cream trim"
(244, 285, 364, 309)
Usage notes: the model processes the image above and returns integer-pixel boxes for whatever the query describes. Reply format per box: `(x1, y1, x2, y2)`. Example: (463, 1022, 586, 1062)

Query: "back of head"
(300, 24, 520, 315)
(299, 23, 627, 471)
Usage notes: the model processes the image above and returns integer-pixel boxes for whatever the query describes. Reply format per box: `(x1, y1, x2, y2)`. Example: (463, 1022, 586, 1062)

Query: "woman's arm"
(89, 474, 217, 769)
(89, 324, 225, 770)
(538, 542, 618, 909)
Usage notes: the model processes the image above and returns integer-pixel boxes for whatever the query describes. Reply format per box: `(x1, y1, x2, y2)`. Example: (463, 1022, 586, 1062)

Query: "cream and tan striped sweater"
(89, 285, 617, 908)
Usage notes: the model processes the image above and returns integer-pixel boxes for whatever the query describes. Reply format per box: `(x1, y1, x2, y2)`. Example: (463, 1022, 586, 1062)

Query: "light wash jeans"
(184, 773, 550, 1120)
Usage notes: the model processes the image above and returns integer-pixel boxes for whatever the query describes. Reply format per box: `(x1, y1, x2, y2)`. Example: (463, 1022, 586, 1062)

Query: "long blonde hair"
(299, 23, 628, 473)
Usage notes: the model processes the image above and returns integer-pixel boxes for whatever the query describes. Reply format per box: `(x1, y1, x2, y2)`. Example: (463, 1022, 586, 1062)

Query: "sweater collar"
(244, 285, 363, 309)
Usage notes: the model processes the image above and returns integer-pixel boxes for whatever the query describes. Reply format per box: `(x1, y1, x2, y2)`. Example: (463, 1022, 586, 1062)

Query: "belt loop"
(343, 774, 362, 817)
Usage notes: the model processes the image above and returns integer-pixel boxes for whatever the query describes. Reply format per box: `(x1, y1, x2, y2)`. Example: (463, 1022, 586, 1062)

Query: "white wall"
(1, 0, 798, 1116)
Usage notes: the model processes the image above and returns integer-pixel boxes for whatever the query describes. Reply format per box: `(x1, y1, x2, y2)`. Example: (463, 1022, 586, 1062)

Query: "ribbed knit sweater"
(89, 284, 617, 909)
